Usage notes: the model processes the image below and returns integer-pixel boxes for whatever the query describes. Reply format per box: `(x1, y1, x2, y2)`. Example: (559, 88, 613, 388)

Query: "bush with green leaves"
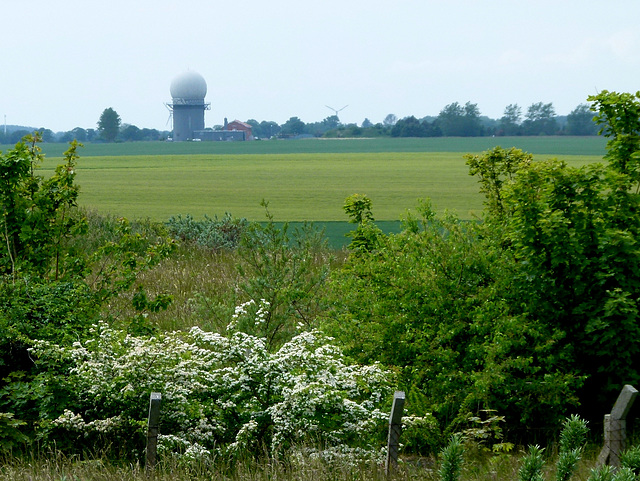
(326, 91, 640, 443)
(29, 299, 393, 462)
(0, 134, 85, 280)
(0, 135, 174, 450)
(327, 196, 580, 442)
(167, 213, 249, 250)
(465, 91, 640, 419)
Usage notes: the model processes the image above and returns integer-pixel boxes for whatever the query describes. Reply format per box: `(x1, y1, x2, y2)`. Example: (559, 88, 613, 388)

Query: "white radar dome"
(170, 70, 207, 100)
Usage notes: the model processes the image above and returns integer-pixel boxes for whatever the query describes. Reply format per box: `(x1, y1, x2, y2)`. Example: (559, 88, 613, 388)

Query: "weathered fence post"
(146, 392, 162, 469)
(385, 390, 405, 476)
(597, 384, 637, 467)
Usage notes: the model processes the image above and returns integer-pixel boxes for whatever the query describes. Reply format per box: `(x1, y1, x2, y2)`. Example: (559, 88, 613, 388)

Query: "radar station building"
(167, 71, 253, 142)
(166, 71, 211, 141)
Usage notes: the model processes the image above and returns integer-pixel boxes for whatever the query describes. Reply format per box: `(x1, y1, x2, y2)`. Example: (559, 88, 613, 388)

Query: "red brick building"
(224, 120, 253, 141)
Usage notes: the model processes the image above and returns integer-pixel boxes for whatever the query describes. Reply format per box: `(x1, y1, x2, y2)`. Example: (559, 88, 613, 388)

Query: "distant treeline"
(0, 125, 171, 145)
(1, 100, 598, 144)
(253, 101, 597, 139)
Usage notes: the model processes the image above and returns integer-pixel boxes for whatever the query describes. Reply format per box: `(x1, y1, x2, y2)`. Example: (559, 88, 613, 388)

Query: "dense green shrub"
(465, 91, 640, 419)
(0, 134, 85, 280)
(0, 136, 175, 450)
(327, 91, 640, 443)
(167, 213, 249, 250)
(326, 196, 581, 441)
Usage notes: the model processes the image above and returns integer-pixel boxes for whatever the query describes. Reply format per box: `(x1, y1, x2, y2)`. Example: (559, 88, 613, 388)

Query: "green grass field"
(38, 135, 607, 157)
(36, 137, 607, 226)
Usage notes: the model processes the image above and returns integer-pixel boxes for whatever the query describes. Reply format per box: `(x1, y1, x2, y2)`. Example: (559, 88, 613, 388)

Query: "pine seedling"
(559, 415, 589, 454)
(587, 465, 613, 481)
(556, 415, 588, 481)
(519, 445, 545, 481)
(439, 434, 465, 481)
(620, 445, 640, 475)
(612, 467, 636, 481)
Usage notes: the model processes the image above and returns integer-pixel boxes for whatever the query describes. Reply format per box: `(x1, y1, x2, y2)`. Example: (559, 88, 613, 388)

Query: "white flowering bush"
(30, 300, 393, 462)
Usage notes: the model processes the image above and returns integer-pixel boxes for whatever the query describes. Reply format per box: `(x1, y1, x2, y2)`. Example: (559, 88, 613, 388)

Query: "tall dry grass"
(106, 243, 242, 332)
(103, 239, 346, 334)
(0, 446, 605, 481)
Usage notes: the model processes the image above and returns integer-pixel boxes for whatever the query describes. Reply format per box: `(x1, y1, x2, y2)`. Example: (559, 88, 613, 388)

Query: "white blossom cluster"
(31, 300, 393, 461)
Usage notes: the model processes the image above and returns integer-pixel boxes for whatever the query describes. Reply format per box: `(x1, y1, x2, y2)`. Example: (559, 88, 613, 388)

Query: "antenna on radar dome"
(325, 104, 348, 119)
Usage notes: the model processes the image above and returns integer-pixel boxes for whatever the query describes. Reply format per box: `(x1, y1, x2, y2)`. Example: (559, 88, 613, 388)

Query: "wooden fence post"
(385, 391, 405, 476)
(597, 384, 637, 467)
(146, 392, 162, 469)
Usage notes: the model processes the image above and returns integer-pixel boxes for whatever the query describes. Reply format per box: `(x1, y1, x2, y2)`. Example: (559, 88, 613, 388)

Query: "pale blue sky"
(2, 0, 639, 131)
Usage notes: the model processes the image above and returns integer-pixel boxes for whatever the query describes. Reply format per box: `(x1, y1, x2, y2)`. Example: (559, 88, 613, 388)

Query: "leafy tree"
(57, 131, 74, 143)
(139, 128, 162, 141)
(120, 124, 142, 141)
(328, 91, 640, 443)
(436, 102, 483, 136)
(97, 107, 121, 142)
(499, 104, 522, 135)
(246, 119, 259, 134)
(86, 128, 97, 141)
(0, 135, 175, 447)
(437, 102, 464, 136)
(328, 197, 575, 438)
(361, 118, 373, 128)
(462, 102, 484, 136)
(465, 146, 533, 221)
(248, 120, 280, 139)
(342, 194, 382, 252)
(391, 116, 428, 137)
(566, 103, 598, 135)
(71, 127, 87, 142)
(522, 102, 557, 135)
(383, 114, 397, 127)
(262, 120, 281, 138)
(37, 128, 55, 142)
(280, 116, 306, 136)
(589, 90, 640, 184)
(322, 115, 340, 130)
(9, 129, 31, 144)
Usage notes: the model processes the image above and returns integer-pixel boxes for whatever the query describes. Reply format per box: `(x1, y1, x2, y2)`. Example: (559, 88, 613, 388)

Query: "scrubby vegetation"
(1, 91, 640, 479)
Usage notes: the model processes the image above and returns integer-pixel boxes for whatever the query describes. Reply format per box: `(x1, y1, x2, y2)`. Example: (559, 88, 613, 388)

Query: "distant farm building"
(224, 120, 253, 140)
(194, 119, 253, 141)
(166, 71, 251, 142)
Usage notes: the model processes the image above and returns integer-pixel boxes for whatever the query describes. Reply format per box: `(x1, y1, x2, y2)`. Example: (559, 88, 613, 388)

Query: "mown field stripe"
(39, 151, 603, 222)
(38, 136, 607, 158)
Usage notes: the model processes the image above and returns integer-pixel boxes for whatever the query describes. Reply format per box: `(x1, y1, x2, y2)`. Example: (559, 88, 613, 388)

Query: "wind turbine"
(325, 104, 348, 120)
(164, 103, 173, 129)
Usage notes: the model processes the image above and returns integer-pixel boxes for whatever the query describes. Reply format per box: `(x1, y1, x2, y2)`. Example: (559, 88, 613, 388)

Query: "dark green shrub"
(0, 136, 174, 450)
(621, 445, 640, 475)
(167, 213, 249, 250)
